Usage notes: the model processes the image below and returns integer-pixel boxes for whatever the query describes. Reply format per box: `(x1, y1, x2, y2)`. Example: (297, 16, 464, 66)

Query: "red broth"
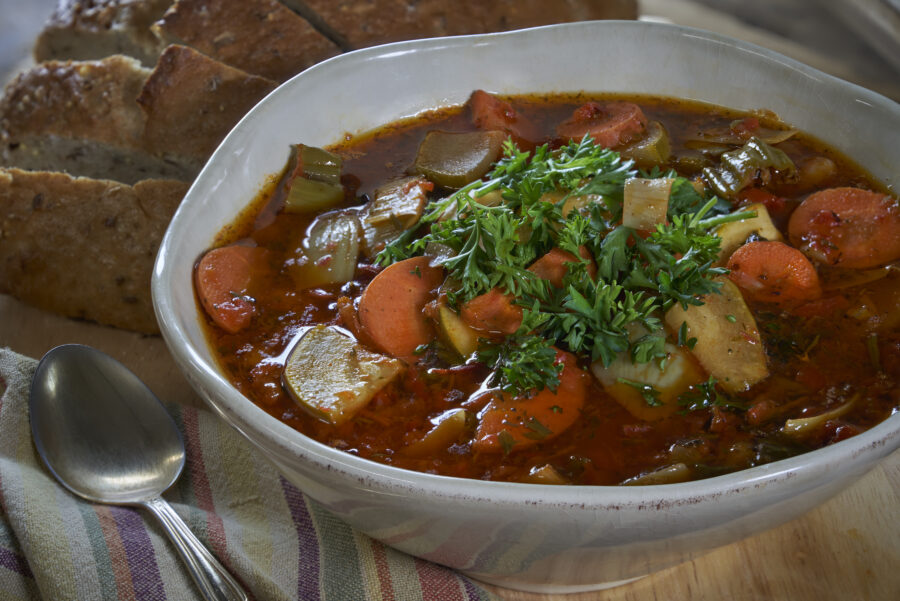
(199, 93, 899, 485)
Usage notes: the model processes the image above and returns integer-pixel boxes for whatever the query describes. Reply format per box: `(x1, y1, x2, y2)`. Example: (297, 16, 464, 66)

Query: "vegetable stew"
(197, 92, 899, 486)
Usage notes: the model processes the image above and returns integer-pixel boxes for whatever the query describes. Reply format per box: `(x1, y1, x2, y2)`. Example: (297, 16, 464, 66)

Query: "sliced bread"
(33, 0, 173, 67)
(0, 55, 195, 184)
(286, 0, 639, 50)
(155, 0, 340, 82)
(138, 45, 277, 165)
(0, 167, 188, 333)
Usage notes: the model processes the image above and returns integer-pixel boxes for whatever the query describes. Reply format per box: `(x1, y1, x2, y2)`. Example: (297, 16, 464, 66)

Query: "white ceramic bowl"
(153, 21, 900, 593)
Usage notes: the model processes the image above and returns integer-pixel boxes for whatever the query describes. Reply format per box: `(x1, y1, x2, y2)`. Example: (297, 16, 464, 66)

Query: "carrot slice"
(788, 187, 900, 269)
(555, 102, 647, 148)
(357, 256, 444, 361)
(527, 246, 596, 287)
(468, 89, 538, 149)
(473, 350, 587, 453)
(726, 240, 822, 306)
(459, 288, 523, 336)
(195, 245, 267, 334)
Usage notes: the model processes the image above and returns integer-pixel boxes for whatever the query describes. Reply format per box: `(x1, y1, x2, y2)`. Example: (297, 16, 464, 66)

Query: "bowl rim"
(153, 19, 900, 510)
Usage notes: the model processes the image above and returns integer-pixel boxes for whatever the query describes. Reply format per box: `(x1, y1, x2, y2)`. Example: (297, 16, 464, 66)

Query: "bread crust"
(156, 0, 340, 82)
(289, 0, 639, 50)
(137, 45, 277, 163)
(33, 0, 172, 67)
(0, 55, 198, 184)
(0, 168, 188, 333)
(1, 55, 149, 148)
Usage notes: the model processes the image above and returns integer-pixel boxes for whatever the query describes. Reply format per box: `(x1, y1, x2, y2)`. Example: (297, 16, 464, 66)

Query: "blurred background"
(2, 0, 899, 99)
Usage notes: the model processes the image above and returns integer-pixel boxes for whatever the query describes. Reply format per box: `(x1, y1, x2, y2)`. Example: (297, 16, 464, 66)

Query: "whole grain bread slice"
(0, 168, 188, 333)
(155, 0, 340, 82)
(33, 0, 173, 67)
(138, 45, 277, 165)
(286, 0, 638, 50)
(0, 55, 195, 184)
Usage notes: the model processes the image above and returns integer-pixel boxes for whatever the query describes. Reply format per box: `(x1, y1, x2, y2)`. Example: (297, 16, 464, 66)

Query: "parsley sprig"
(376, 136, 752, 395)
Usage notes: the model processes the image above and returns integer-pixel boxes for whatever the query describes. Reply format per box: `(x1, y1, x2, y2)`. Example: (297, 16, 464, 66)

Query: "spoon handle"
(142, 496, 248, 601)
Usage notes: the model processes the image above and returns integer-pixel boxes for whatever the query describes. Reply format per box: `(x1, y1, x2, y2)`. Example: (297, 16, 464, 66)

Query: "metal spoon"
(29, 344, 248, 601)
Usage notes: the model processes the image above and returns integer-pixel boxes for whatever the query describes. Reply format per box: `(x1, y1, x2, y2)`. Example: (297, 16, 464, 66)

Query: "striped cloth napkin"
(0, 348, 499, 601)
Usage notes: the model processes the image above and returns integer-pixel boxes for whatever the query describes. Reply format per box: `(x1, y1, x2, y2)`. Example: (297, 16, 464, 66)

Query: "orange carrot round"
(358, 256, 444, 361)
(195, 245, 267, 334)
(555, 102, 647, 148)
(473, 350, 587, 454)
(788, 187, 900, 269)
(726, 241, 822, 306)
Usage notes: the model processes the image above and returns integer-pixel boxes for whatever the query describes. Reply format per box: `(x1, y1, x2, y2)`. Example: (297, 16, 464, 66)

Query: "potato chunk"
(665, 278, 769, 394)
(282, 325, 404, 425)
(403, 408, 470, 457)
(713, 202, 782, 264)
(591, 338, 704, 421)
(434, 302, 480, 358)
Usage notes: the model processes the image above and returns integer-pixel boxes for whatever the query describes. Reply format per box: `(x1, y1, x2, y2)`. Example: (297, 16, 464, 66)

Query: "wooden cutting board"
(2, 293, 898, 601)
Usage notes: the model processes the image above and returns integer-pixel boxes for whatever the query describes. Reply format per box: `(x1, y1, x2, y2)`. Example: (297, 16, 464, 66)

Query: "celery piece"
(296, 144, 342, 185)
(360, 176, 429, 258)
(284, 178, 345, 214)
(782, 394, 858, 439)
(283, 144, 345, 214)
(701, 137, 796, 199)
(622, 463, 692, 486)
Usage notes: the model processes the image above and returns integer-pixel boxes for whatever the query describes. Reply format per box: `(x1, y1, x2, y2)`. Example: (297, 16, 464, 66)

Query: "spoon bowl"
(30, 344, 184, 504)
(29, 344, 247, 601)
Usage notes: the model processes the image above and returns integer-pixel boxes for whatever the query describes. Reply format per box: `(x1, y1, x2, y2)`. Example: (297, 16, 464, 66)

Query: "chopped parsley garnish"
(476, 334, 562, 394)
(498, 430, 517, 455)
(524, 417, 553, 440)
(617, 378, 663, 407)
(677, 377, 746, 412)
(377, 136, 752, 396)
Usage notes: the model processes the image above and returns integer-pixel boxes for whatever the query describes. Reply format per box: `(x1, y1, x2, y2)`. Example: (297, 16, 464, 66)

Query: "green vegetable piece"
(701, 137, 796, 199)
(288, 210, 361, 289)
(782, 394, 858, 439)
(282, 325, 404, 425)
(622, 463, 692, 486)
(285, 178, 345, 214)
(619, 121, 671, 167)
(360, 176, 430, 258)
(284, 144, 345, 214)
(297, 144, 342, 184)
(414, 130, 506, 188)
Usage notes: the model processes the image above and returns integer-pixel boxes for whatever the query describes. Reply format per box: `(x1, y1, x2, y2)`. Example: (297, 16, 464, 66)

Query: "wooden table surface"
(2, 293, 898, 601)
